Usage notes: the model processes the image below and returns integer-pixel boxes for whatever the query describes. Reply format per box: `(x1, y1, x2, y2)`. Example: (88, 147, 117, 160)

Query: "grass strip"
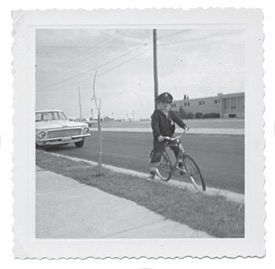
(36, 150, 244, 238)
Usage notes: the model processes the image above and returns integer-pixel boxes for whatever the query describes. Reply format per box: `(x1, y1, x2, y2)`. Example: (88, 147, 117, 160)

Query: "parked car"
(87, 119, 98, 127)
(36, 110, 90, 148)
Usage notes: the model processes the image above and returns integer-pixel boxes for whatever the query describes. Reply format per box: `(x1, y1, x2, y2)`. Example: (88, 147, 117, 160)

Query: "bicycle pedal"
(148, 172, 156, 180)
(177, 167, 186, 175)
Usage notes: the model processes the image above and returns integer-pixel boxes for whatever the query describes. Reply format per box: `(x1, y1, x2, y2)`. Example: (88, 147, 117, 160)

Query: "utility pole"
(153, 29, 159, 109)
(78, 86, 83, 121)
(132, 110, 135, 121)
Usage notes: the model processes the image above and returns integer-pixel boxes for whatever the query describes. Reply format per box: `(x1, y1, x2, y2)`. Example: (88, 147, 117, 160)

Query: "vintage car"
(36, 110, 90, 148)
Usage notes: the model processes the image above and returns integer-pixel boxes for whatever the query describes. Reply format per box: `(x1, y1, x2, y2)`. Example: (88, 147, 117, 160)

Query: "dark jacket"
(151, 109, 186, 140)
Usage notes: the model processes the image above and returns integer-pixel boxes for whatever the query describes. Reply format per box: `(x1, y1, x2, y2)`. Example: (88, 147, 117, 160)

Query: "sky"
(36, 28, 245, 119)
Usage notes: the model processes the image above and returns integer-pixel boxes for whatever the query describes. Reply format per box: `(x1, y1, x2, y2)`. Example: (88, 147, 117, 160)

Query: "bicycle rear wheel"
(156, 152, 172, 181)
(183, 154, 206, 191)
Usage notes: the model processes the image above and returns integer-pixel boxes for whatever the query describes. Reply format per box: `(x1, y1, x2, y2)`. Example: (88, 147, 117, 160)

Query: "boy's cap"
(155, 92, 173, 103)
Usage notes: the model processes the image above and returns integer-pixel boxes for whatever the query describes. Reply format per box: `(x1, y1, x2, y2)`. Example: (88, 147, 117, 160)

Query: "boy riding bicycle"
(149, 92, 188, 179)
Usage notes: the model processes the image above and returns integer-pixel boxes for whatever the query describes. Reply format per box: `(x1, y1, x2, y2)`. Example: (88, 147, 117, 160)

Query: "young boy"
(149, 92, 188, 179)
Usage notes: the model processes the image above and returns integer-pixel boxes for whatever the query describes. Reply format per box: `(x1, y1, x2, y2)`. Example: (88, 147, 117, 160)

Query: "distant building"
(171, 92, 245, 118)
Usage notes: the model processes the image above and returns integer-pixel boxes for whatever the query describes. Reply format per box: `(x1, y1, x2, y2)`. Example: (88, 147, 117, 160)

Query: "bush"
(186, 112, 194, 119)
(195, 112, 203, 119)
(202, 113, 220, 119)
(178, 106, 186, 119)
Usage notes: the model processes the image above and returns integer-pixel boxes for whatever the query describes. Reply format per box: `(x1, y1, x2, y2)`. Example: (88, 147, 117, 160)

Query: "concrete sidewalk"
(90, 127, 244, 135)
(36, 166, 212, 238)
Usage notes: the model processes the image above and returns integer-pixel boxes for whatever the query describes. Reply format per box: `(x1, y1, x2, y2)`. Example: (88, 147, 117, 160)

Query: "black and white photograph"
(35, 28, 245, 239)
(12, 9, 265, 259)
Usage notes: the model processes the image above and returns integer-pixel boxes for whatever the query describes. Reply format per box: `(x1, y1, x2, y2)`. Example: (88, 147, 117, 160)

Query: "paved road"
(46, 132, 244, 194)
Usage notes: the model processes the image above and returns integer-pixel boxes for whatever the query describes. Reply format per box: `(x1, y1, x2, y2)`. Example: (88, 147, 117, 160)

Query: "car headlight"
(83, 127, 89, 134)
(38, 131, 47, 139)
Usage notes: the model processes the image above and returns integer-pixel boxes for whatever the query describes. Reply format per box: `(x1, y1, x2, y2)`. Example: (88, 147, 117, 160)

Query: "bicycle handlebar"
(163, 126, 190, 141)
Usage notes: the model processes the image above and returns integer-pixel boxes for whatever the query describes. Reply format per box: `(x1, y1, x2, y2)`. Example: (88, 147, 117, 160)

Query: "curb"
(47, 152, 244, 204)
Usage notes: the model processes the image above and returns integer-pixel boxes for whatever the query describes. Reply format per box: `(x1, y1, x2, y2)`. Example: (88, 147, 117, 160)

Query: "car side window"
(44, 112, 53, 121)
(58, 112, 67, 120)
(35, 113, 42, 122)
(52, 112, 59, 120)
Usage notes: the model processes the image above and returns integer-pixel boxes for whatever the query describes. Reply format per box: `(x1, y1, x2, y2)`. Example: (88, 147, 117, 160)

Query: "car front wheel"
(75, 139, 85, 148)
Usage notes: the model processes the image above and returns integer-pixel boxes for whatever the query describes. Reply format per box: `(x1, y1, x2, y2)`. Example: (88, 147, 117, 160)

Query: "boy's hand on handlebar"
(158, 135, 165, 142)
(184, 125, 190, 131)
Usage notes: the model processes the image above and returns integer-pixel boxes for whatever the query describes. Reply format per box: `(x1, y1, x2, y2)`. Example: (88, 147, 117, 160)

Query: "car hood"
(36, 120, 88, 130)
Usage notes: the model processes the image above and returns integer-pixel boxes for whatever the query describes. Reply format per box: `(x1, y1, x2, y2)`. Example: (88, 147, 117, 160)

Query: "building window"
(237, 96, 244, 113)
(223, 98, 229, 113)
(214, 100, 218, 104)
(230, 97, 237, 109)
(199, 101, 202, 105)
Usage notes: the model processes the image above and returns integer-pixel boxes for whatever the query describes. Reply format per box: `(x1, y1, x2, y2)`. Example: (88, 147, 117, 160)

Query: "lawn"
(36, 150, 244, 238)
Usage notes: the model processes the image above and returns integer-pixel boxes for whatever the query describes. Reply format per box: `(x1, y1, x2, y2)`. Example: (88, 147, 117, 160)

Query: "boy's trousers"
(150, 139, 181, 165)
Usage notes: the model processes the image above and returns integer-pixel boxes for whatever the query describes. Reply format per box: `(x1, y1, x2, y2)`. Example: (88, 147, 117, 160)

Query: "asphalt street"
(46, 132, 244, 194)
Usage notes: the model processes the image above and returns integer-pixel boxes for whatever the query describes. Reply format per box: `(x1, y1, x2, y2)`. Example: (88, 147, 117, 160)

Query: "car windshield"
(36, 111, 68, 122)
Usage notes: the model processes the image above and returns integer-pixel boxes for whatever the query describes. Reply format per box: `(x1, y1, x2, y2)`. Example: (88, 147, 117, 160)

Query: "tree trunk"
(98, 112, 103, 175)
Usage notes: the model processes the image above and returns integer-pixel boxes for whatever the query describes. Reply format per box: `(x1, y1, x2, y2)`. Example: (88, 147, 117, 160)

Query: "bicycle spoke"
(183, 155, 206, 191)
(156, 153, 172, 181)
(190, 176, 200, 190)
(156, 169, 167, 181)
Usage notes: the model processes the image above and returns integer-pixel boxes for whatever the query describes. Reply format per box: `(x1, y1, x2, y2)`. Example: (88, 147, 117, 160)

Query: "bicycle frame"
(162, 132, 187, 175)
(156, 127, 206, 191)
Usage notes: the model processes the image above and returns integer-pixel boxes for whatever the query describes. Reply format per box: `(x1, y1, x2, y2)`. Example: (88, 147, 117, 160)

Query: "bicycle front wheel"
(183, 154, 206, 191)
(156, 152, 172, 181)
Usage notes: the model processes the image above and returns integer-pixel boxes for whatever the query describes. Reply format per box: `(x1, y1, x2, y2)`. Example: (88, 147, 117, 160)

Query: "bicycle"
(151, 128, 206, 192)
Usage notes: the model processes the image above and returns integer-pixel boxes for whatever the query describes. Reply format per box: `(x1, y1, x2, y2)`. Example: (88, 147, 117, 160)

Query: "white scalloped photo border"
(12, 8, 265, 259)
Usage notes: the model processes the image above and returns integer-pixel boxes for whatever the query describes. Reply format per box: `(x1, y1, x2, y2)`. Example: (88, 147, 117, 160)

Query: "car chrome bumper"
(36, 133, 90, 145)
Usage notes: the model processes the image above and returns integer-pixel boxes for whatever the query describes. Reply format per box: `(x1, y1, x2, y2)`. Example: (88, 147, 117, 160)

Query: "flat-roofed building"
(171, 92, 245, 118)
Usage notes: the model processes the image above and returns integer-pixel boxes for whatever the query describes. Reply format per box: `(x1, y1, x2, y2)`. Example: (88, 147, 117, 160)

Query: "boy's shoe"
(178, 163, 186, 175)
(148, 171, 155, 179)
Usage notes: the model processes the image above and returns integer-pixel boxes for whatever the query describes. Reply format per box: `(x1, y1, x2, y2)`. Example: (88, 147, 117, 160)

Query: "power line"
(36, 29, 181, 82)
(98, 46, 152, 77)
(158, 29, 191, 40)
(158, 31, 230, 47)
(58, 31, 133, 70)
(37, 30, 187, 90)
(37, 47, 152, 94)
(37, 41, 151, 91)
(36, 30, 133, 81)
